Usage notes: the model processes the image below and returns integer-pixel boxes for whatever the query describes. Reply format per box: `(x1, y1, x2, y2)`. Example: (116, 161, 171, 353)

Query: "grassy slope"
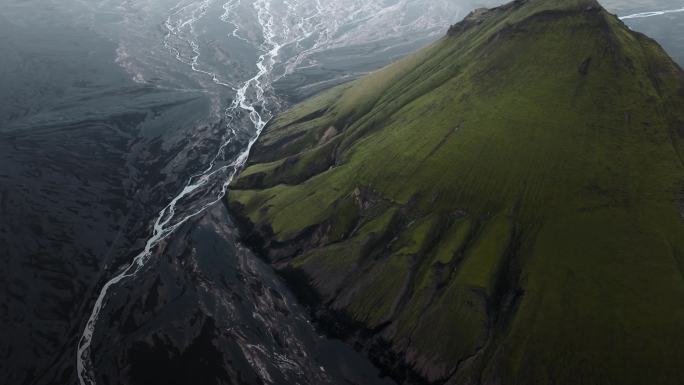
(228, 0, 684, 383)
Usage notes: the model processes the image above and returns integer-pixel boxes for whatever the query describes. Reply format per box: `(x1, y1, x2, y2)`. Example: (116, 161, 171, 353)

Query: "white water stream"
(620, 6, 684, 19)
(76, 1, 285, 383)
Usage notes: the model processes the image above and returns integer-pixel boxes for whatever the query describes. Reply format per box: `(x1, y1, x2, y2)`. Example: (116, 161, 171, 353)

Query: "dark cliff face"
(227, 0, 684, 384)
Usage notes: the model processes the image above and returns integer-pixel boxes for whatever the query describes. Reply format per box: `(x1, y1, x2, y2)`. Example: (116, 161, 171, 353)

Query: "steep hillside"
(227, 0, 684, 383)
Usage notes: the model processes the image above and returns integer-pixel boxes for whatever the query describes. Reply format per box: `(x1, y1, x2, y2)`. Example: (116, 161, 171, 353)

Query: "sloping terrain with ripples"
(228, 0, 684, 383)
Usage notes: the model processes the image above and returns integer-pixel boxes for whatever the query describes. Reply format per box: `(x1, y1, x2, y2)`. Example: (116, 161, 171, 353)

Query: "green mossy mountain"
(228, 0, 684, 383)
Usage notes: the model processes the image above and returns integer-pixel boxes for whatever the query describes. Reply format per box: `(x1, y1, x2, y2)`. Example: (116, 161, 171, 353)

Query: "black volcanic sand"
(0, 83, 218, 384)
(90, 205, 396, 385)
(0, 12, 198, 383)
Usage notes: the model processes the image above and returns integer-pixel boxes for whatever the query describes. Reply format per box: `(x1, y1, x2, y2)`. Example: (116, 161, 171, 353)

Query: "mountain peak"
(448, 0, 606, 37)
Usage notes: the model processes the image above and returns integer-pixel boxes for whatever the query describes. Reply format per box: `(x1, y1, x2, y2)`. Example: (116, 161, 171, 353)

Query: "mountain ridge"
(228, 0, 684, 383)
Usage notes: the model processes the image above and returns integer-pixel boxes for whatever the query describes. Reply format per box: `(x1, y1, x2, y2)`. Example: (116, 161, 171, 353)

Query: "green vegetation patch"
(227, 0, 684, 383)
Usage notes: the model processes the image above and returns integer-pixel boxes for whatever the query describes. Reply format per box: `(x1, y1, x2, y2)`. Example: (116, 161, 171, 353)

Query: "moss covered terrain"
(227, 0, 684, 383)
